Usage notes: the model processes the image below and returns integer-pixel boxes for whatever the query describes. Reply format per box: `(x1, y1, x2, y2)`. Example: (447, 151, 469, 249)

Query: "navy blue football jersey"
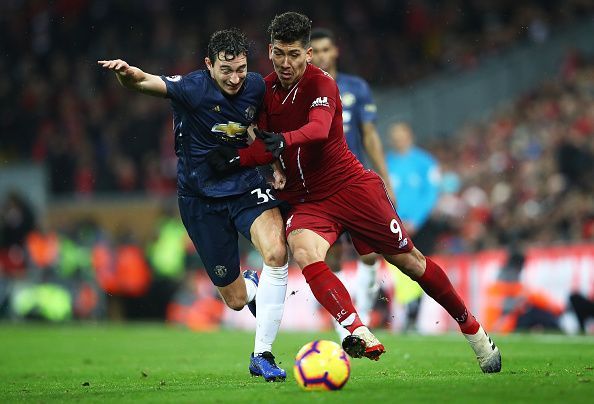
(335, 73, 377, 167)
(161, 70, 265, 197)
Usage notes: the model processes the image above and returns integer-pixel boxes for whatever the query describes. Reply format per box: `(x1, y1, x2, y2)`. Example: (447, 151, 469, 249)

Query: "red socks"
(417, 257, 480, 335)
(302, 261, 364, 334)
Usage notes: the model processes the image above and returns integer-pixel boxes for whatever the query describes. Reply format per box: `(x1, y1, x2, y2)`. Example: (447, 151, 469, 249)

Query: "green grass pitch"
(1, 324, 593, 403)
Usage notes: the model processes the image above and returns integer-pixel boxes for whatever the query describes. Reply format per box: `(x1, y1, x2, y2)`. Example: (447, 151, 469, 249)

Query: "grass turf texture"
(1, 324, 593, 403)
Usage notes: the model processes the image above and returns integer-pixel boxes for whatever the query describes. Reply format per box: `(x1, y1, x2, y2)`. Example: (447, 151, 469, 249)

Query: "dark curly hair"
(268, 12, 312, 47)
(208, 28, 248, 63)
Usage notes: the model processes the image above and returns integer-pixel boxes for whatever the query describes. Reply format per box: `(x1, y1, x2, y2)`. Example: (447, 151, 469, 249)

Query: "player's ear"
(268, 44, 273, 60)
(305, 46, 313, 63)
(205, 57, 213, 74)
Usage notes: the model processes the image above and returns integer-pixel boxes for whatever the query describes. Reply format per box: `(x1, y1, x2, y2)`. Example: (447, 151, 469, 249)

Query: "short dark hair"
(208, 28, 248, 64)
(310, 28, 335, 43)
(268, 12, 312, 47)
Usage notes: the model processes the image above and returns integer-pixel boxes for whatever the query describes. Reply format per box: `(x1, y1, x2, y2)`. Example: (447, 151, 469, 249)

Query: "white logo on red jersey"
(310, 96, 329, 108)
(399, 238, 409, 249)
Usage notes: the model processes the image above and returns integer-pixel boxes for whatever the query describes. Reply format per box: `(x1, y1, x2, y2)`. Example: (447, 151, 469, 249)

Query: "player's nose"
(229, 72, 240, 84)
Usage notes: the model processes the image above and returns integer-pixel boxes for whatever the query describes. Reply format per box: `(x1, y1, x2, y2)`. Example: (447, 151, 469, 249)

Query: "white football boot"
(464, 326, 502, 373)
(342, 326, 386, 361)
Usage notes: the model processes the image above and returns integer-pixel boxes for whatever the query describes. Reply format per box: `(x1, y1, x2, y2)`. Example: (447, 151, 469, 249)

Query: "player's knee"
(261, 243, 288, 267)
(360, 253, 377, 266)
(384, 248, 425, 279)
(221, 291, 246, 311)
(291, 246, 320, 269)
(225, 296, 245, 311)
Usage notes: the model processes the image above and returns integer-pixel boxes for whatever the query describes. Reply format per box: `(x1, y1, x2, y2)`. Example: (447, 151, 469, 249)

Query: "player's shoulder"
(244, 72, 265, 94)
(163, 69, 207, 87)
(304, 64, 337, 92)
(307, 64, 335, 81)
(246, 71, 264, 86)
(183, 69, 208, 82)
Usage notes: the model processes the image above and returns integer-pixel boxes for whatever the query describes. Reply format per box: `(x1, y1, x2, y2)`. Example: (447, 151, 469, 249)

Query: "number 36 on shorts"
(251, 187, 275, 204)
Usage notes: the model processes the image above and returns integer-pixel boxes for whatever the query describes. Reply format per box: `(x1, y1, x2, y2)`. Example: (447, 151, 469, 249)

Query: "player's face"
(390, 124, 414, 152)
(269, 40, 312, 89)
(205, 52, 247, 96)
(311, 38, 338, 72)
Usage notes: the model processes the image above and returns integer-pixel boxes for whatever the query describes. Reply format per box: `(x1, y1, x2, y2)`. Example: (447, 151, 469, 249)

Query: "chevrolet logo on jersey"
(211, 121, 248, 140)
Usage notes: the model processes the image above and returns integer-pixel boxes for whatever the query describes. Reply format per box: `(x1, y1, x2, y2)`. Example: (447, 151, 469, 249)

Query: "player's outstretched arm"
(97, 59, 166, 97)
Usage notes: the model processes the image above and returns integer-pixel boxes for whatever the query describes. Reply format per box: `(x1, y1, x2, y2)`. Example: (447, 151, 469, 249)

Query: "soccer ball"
(293, 340, 351, 391)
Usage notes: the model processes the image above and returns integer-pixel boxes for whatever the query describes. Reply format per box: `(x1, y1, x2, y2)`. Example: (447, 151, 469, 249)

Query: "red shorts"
(283, 170, 414, 255)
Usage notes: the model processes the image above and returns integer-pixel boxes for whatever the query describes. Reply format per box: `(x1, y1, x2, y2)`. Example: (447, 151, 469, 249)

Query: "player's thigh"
(335, 171, 414, 256)
(360, 252, 379, 265)
(284, 203, 342, 268)
(249, 208, 287, 266)
(287, 228, 332, 269)
(178, 195, 241, 288)
(383, 247, 426, 279)
(229, 184, 287, 266)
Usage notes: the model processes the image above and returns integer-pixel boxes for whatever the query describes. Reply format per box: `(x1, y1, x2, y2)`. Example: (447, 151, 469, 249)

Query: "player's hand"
(254, 129, 286, 158)
(97, 59, 134, 76)
(206, 146, 241, 175)
(271, 162, 286, 190)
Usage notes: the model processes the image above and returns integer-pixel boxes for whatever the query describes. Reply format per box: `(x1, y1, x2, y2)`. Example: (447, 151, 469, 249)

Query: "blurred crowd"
(426, 55, 594, 253)
(2, 0, 594, 195)
(0, 192, 220, 325)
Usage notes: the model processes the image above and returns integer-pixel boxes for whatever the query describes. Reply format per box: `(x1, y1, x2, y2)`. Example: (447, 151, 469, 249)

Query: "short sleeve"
(357, 80, 377, 123)
(160, 72, 205, 109)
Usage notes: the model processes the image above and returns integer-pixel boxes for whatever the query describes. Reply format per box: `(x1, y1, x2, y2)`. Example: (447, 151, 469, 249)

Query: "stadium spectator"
(3, 0, 593, 198)
(428, 60, 594, 253)
(386, 123, 441, 331)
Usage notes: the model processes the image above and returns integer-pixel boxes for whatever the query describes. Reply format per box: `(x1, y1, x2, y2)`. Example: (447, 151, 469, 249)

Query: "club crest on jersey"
(310, 96, 329, 108)
(211, 121, 248, 141)
(341, 92, 356, 107)
(244, 105, 256, 121)
(165, 75, 182, 82)
(214, 265, 227, 278)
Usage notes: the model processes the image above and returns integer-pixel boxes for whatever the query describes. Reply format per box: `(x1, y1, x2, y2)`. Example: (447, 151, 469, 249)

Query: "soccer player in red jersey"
(208, 12, 501, 372)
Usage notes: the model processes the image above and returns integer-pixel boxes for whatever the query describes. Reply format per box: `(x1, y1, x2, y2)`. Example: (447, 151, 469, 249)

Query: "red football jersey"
(257, 64, 366, 204)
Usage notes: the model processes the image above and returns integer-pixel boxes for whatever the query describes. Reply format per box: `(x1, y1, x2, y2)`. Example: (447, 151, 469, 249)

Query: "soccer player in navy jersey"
(208, 13, 501, 373)
(310, 28, 394, 342)
(98, 29, 288, 381)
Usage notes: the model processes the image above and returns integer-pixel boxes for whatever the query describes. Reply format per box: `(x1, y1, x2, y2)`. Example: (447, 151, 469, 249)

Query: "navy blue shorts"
(178, 184, 282, 287)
